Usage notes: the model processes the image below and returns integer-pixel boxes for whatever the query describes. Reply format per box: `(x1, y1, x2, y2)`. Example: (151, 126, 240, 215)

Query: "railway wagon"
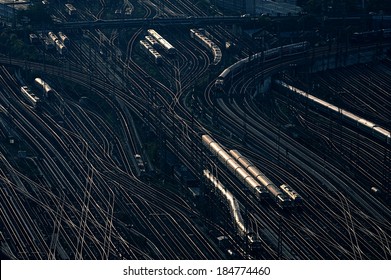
(190, 28, 215, 49)
(202, 134, 279, 205)
(203, 169, 246, 235)
(29, 34, 39, 44)
(139, 40, 162, 65)
(214, 41, 309, 89)
(65, 3, 77, 16)
(352, 118, 391, 144)
(48, 32, 67, 55)
(20, 86, 40, 109)
(190, 28, 221, 65)
(58, 32, 70, 46)
(34, 78, 53, 98)
(203, 169, 261, 251)
(48, 32, 58, 44)
(351, 29, 391, 43)
(279, 184, 303, 206)
(145, 35, 161, 50)
(324, 106, 391, 144)
(281, 41, 310, 55)
(134, 154, 146, 172)
(147, 29, 176, 55)
(44, 38, 54, 51)
(275, 80, 391, 145)
(55, 40, 67, 55)
(229, 149, 292, 208)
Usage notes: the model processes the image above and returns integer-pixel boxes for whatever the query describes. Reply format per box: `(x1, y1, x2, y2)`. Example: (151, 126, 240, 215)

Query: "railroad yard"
(0, 0, 390, 260)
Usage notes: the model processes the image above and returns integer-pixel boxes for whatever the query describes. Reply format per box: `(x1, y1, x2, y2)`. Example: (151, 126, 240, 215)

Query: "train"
(351, 28, 391, 43)
(34, 78, 54, 98)
(203, 169, 261, 251)
(214, 41, 310, 89)
(147, 29, 176, 55)
(275, 80, 391, 145)
(190, 28, 222, 65)
(20, 86, 40, 109)
(139, 40, 162, 65)
(202, 134, 294, 209)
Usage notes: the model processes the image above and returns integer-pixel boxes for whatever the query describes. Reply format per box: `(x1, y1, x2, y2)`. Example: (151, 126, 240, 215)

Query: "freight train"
(275, 80, 391, 145)
(147, 29, 176, 55)
(214, 41, 309, 89)
(202, 134, 295, 209)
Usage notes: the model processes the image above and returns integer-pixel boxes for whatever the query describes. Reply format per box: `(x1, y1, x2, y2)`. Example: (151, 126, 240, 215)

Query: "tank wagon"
(275, 80, 391, 145)
(20, 86, 40, 109)
(214, 41, 309, 89)
(34, 78, 53, 98)
(147, 29, 176, 55)
(229, 149, 293, 208)
(202, 134, 288, 207)
(190, 28, 222, 65)
(139, 40, 162, 65)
